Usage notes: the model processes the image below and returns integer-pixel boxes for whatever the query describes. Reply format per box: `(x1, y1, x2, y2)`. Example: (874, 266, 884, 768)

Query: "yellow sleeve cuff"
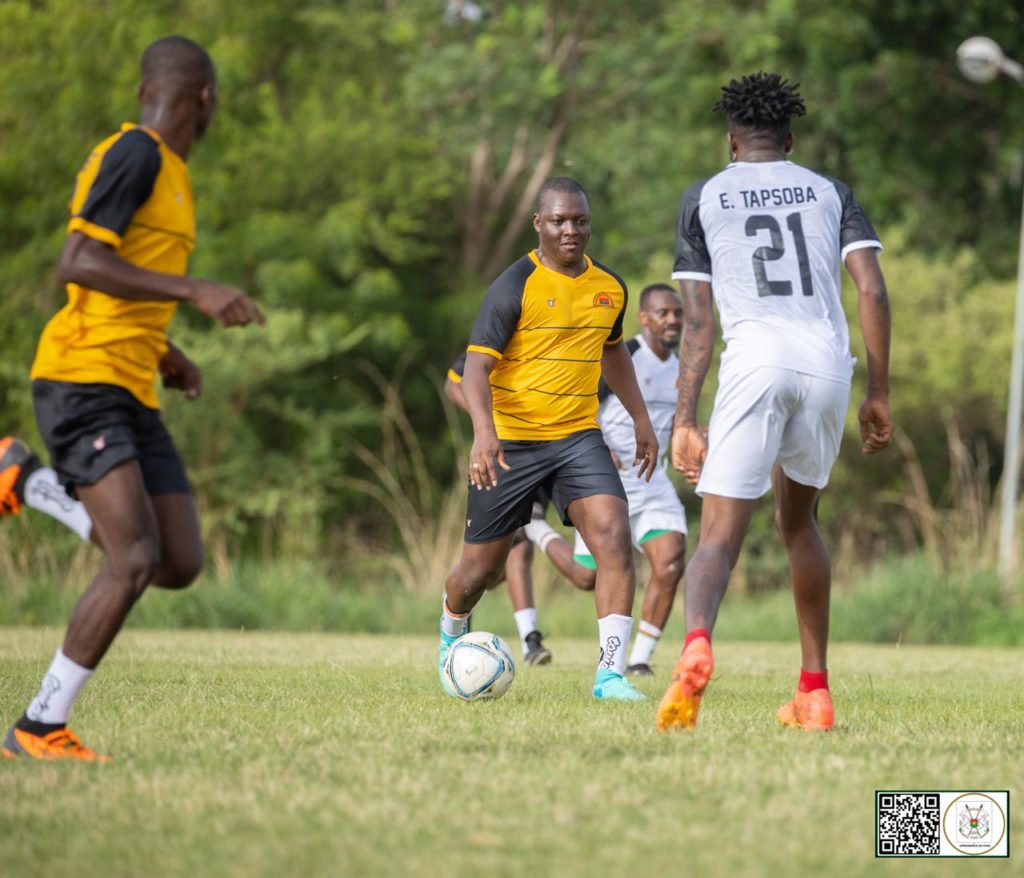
(604, 334, 623, 346)
(467, 345, 502, 360)
(446, 369, 462, 384)
(68, 217, 122, 248)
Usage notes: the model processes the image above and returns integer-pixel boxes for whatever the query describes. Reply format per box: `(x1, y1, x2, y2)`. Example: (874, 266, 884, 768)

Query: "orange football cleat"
(776, 688, 834, 732)
(656, 636, 714, 731)
(0, 437, 40, 516)
(2, 725, 112, 762)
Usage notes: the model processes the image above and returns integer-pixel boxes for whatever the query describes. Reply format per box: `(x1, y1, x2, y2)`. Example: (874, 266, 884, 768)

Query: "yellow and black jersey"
(31, 124, 196, 409)
(467, 250, 627, 441)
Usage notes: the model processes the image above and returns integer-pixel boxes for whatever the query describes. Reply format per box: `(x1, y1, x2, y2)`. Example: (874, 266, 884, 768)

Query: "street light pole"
(957, 36, 1024, 575)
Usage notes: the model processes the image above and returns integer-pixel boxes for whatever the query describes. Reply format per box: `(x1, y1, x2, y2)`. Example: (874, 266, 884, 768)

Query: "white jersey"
(671, 160, 881, 384)
(574, 334, 688, 551)
(598, 335, 678, 465)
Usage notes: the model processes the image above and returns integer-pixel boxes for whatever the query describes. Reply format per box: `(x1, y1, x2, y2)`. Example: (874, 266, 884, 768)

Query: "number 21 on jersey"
(745, 212, 814, 298)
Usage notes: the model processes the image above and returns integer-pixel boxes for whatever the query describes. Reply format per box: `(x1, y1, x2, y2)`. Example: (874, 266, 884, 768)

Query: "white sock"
(25, 648, 95, 725)
(597, 614, 633, 677)
(523, 518, 559, 554)
(513, 608, 538, 653)
(628, 620, 662, 666)
(24, 468, 92, 541)
(440, 596, 469, 638)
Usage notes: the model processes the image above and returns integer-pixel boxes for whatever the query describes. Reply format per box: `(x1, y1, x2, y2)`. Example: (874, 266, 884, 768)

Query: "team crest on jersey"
(593, 292, 615, 308)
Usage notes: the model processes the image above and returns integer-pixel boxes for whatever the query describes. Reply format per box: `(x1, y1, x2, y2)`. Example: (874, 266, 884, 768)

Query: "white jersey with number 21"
(671, 160, 882, 384)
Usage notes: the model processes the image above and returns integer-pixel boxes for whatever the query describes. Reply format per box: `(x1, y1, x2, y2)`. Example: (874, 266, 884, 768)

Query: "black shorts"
(32, 379, 190, 498)
(465, 429, 626, 544)
(510, 485, 552, 546)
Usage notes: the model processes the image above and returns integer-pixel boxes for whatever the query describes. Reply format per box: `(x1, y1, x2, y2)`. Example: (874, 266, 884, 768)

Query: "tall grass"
(885, 422, 996, 570)
(339, 363, 468, 596)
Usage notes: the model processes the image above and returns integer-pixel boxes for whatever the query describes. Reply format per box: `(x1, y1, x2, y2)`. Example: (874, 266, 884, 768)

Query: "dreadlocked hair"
(713, 72, 805, 132)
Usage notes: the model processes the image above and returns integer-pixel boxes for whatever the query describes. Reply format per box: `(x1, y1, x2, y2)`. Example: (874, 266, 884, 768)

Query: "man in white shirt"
(656, 72, 894, 732)
(567, 284, 687, 675)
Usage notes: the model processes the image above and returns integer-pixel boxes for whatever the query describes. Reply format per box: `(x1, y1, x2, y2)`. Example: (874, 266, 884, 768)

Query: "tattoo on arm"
(675, 279, 714, 427)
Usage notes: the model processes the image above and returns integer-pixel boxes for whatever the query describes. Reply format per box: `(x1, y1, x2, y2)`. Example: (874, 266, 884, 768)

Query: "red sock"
(685, 628, 711, 649)
(798, 668, 829, 693)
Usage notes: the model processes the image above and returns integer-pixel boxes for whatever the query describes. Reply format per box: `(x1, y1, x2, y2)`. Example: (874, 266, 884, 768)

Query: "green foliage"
(1, 0, 1024, 577)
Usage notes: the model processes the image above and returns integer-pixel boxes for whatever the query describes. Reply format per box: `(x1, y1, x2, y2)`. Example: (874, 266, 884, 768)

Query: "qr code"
(877, 793, 941, 855)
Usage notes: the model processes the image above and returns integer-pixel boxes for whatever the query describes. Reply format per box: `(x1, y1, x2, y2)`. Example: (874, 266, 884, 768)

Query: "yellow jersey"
(31, 124, 195, 408)
(467, 250, 627, 441)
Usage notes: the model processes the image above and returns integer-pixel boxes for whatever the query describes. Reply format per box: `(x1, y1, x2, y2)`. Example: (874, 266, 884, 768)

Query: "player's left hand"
(160, 345, 202, 400)
(633, 422, 659, 482)
(858, 395, 894, 454)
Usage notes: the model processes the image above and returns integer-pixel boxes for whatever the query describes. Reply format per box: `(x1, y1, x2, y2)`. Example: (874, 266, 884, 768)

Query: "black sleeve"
(828, 177, 881, 252)
(75, 129, 161, 238)
(467, 257, 534, 357)
(598, 336, 641, 403)
(672, 180, 711, 277)
(447, 351, 467, 382)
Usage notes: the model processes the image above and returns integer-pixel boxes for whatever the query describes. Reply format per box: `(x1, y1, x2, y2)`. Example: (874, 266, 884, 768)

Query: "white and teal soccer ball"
(443, 631, 516, 701)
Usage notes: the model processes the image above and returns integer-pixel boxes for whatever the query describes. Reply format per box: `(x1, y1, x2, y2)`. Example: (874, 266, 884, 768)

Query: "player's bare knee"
(450, 559, 502, 600)
(775, 506, 815, 544)
(586, 520, 631, 566)
(111, 537, 162, 595)
(154, 547, 203, 590)
(654, 553, 686, 587)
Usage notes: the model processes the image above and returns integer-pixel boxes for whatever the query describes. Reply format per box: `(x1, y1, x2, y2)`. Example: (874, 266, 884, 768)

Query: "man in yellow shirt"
(439, 177, 658, 701)
(2, 36, 263, 762)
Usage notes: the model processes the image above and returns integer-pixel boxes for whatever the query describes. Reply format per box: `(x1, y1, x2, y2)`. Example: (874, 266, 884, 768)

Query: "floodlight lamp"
(957, 36, 1004, 84)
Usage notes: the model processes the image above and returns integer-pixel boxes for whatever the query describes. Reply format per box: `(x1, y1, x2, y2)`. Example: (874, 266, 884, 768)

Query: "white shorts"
(573, 465, 687, 557)
(697, 366, 850, 499)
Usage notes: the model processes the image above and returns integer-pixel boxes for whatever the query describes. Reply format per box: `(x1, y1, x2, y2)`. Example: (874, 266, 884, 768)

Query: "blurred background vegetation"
(2, 0, 1023, 642)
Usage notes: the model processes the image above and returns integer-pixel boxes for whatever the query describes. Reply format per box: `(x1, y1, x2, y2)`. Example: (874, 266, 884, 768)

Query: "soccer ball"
(443, 631, 516, 701)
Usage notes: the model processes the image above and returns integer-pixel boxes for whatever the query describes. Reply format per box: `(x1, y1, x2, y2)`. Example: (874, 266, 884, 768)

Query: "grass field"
(0, 628, 1020, 877)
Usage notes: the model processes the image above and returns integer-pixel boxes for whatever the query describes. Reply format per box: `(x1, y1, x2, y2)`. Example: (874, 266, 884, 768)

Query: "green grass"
(1, 629, 1020, 877)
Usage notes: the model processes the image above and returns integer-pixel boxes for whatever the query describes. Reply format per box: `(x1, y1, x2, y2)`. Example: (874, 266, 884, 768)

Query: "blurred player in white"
(571, 284, 688, 675)
(656, 72, 893, 732)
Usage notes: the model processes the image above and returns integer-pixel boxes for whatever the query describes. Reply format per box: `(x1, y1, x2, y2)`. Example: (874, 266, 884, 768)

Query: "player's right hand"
(191, 280, 266, 328)
(671, 423, 708, 485)
(469, 433, 510, 491)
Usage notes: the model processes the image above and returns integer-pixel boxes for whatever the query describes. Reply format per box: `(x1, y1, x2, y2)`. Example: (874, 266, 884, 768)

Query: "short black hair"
(141, 36, 214, 85)
(537, 176, 589, 211)
(639, 283, 678, 310)
(713, 72, 805, 147)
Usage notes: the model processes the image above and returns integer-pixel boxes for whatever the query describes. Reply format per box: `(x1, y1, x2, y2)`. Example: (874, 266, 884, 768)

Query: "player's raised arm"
(600, 341, 658, 480)
(846, 247, 894, 454)
(461, 351, 509, 490)
(672, 278, 714, 483)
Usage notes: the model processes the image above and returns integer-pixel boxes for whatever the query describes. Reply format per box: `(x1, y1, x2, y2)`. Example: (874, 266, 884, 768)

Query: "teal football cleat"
(592, 669, 647, 701)
(438, 629, 460, 696)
